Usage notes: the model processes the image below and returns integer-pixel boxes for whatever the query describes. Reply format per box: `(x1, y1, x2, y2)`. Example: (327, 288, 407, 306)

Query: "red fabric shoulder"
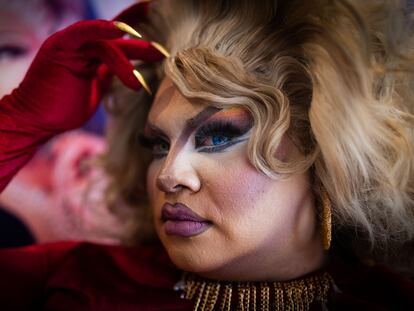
(0, 241, 80, 309)
(0, 241, 191, 310)
(327, 254, 414, 310)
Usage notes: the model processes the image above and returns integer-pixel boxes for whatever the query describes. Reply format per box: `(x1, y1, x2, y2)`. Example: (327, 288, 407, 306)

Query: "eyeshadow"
(202, 107, 253, 133)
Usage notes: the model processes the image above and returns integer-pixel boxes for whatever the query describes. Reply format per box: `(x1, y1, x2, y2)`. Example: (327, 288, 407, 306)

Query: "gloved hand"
(0, 2, 166, 192)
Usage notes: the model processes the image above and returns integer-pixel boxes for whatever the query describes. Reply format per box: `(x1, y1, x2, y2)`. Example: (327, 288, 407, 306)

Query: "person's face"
(146, 78, 324, 281)
(0, 4, 54, 97)
(0, 1, 84, 98)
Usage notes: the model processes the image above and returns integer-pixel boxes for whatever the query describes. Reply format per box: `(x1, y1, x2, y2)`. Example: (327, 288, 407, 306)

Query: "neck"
(196, 247, 327, 282)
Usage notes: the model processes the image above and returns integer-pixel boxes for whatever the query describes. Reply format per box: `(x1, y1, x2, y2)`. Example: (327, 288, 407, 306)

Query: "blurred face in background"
(0, 0, 84, 97)
(0, 0, 143, 245)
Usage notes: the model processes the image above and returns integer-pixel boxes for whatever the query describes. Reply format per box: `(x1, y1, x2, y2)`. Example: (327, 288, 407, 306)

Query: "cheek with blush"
(201, 150, 274, 223)
(199, 137, 310, 245)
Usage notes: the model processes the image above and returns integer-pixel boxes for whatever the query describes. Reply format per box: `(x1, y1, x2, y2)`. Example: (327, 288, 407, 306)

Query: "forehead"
(0, 1, 54, 33)
(147, 78, 206, 126)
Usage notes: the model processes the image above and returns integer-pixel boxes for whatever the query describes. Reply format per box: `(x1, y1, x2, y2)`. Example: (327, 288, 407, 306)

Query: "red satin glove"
(0, 4, 164, 192)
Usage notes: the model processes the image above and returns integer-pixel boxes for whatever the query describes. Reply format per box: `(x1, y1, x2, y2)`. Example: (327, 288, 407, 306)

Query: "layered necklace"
(174, 271, 332, 311)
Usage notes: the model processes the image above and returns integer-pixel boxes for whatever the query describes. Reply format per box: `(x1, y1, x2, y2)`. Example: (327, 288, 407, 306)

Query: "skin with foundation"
(144, 78, 326, 282)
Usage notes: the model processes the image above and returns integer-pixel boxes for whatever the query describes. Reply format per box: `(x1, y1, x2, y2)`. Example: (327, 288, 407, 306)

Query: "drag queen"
(0, 0, 413, 310)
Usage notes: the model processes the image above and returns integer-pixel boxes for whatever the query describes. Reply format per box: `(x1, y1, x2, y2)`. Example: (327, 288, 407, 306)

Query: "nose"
(156, 152, 201, 194)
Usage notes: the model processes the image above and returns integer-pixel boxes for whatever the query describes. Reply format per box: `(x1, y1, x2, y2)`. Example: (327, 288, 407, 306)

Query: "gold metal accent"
(113, 21, 142, 38)
(260, 283, 269, 311)
(133, 69, 152, 95)
(151, 41, 171, 57)
(220, 284, 232, 311)
(274, 282, 283, 311)
(177, 272, 332, 311)
(320, 186, 332, 250)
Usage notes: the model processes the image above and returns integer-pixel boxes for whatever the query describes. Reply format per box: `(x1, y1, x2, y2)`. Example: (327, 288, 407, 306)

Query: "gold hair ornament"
(174, 272, 332, 311)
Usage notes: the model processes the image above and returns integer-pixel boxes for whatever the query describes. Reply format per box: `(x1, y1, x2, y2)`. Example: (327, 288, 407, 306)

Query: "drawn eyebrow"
(184, 107, 220, 132)
(145, 106, 221, 138)
(143, 123, 168, 142)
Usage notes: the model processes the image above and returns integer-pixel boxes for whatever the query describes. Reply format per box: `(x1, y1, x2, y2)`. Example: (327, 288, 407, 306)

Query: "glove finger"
(88, 41, 141, 91)
(111, 39, 165, 62)
(52, 20, 124, 50)
(89, 64, 113, 109)
(97, 64, 113, 94)
(112, 1, 151, 24)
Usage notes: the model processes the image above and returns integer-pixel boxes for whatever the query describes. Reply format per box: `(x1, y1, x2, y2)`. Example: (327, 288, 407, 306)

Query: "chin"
(160, 236, 227, 276)
(170, 254, 243, 281)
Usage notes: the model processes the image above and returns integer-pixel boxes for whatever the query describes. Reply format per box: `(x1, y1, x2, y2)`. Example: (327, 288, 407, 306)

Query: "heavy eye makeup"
(139, 109, 253, 158)
(138, 129, 170, 159)
(194, 120, 251, 153)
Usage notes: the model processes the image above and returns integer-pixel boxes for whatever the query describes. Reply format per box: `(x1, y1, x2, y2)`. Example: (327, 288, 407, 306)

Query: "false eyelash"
(195, 120, 246, 143)
(137, 133, 168, 150)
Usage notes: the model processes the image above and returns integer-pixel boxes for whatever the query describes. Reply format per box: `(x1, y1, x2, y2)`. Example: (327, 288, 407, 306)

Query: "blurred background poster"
(0, 0, 139, 248)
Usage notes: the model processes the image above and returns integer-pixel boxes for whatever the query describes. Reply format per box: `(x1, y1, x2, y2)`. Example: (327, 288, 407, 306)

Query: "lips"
(161, 203, 212, 237)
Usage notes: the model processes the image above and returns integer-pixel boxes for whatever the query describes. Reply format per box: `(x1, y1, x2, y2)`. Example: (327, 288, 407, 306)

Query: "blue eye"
(195, 121, 250, 153)
(211, 135, 230, 146)
(197, 133, 233, 151)
(139, 119, 252, 158)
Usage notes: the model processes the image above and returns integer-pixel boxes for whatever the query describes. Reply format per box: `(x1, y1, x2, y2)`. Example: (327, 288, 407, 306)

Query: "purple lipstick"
(161, 203, 211, 237)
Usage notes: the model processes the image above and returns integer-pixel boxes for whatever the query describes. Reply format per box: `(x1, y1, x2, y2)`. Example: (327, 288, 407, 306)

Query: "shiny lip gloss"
(161, 203, 212, 237)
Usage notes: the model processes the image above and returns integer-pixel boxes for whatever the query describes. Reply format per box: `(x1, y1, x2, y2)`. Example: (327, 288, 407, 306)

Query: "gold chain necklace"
(174, 272, 332, 311)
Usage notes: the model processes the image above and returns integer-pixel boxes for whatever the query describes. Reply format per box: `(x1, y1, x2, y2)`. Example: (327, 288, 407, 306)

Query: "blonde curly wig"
(104, 0, 414, 270)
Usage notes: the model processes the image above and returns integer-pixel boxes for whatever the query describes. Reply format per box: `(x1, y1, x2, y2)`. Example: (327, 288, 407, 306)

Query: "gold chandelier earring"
(319, 185, 332, 250)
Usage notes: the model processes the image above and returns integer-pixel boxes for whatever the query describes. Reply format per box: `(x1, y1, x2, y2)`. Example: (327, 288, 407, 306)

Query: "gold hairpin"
(114, 21, 142, 38)
(133, 69, 152, 95)
(150, 41, 170, 58)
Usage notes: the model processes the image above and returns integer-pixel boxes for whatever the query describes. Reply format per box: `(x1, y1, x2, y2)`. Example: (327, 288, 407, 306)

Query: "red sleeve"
(0, 92, 53, 193)
(0, 242, 79, 309)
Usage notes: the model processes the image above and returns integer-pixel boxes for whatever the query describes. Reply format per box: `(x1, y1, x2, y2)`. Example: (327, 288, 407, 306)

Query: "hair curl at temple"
(104, 0, 414, 270)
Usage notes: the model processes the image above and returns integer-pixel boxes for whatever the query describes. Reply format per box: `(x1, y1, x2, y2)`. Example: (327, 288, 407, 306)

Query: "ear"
(50, 131, 106, 189)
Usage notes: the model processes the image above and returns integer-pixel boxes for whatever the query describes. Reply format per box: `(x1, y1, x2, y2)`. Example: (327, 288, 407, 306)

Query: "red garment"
(0, 241, 192, 310)
(0, 5, 163, 193)
(0, 241, 413, 310)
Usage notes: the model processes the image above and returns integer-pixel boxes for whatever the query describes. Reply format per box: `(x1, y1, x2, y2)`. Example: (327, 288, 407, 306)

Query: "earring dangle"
(320, 186, 332, 250)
